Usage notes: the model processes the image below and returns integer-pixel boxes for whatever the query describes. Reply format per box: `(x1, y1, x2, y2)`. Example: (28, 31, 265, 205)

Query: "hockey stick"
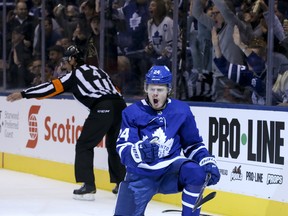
(162, 209, 182, 213)
(162, 173, 216, 214)
(192, 173, 212, 212)
(192, 191, 216, 211)
(162, 193, 217, 214)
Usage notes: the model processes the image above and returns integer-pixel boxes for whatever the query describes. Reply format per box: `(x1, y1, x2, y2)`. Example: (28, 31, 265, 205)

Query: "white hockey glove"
(199, 156, 220, 186)
(131, 137, 159, 163)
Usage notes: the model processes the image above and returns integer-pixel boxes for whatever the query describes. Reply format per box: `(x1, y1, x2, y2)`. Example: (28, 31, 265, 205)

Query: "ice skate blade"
(73, 193, 95, 201)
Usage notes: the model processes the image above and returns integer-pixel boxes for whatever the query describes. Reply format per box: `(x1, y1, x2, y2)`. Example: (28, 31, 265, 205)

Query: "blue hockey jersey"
(213, 52, 266, 98)
(116, 98, 210, 176)
(115, 0, 149, 52)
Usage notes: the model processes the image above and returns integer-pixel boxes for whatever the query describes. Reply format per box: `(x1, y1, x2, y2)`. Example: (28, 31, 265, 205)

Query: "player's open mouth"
(153, 99, 158, 104)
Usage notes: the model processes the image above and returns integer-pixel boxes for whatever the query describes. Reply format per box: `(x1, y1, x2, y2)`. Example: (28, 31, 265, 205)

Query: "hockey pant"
(74, 99, 127, 186)
(114, 159, 206, 216)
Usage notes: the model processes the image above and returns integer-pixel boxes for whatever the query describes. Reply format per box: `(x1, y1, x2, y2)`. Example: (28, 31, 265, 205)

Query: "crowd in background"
(1, 0, 288, 105)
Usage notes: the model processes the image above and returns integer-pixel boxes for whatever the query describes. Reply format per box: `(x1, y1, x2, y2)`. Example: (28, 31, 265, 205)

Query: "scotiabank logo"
(26, 105, 102, 148)
(26, 105, 83, 148)
(26, 105, 41, 148)
(44, 116, 82, 143)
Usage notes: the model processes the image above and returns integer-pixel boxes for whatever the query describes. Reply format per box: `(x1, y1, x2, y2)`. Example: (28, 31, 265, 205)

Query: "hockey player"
(6, 45, 126, 200)
(114, 65, 220, 216)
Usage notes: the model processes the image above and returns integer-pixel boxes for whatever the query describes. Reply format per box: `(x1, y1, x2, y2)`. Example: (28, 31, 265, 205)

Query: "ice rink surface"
(0, 169, 219, 216)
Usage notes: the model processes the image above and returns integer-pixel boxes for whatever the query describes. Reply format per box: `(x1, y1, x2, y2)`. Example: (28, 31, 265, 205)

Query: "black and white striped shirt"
(21, 64, 122, 110)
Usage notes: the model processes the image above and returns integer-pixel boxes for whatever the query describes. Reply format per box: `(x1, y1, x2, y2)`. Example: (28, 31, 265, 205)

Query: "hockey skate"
(73, 183, 96, 201)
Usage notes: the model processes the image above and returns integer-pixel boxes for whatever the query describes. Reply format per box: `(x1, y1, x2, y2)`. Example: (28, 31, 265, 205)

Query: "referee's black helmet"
(63, 45, 84, 64)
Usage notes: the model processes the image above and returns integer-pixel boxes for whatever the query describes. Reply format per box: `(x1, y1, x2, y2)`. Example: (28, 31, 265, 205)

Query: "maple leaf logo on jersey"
(130, 12, 142, 31)
(152, 128, 173, 158)
(152, 31, 162, 48)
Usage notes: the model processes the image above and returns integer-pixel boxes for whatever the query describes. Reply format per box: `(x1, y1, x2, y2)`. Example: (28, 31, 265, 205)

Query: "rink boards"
(0, 95, 288, 216)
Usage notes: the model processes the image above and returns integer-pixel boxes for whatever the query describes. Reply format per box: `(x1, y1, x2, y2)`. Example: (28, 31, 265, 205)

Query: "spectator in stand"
(47, 45, 65, 79)
(32, 1, 64, 54)
(33, 16, 63, 58)
(70, 0, 99, 55)
(113, 0, 151, 95)
(28, 0, 42, 18)
(266, 0, 288, 55)
(29, 57, 42, 86)
(48, 45, 64, 68)
(243, 0, 288, 55)
(144, 0, 182, 70)
(7, 26, 34, 88)
(85, 13, 119, 86)
(80, 0, 98, 22)
(212, 25, 288, 105)
(188, 0, 213, 73)
(272, 69, 288, 106)
(192, 0, 255, 103)
(53, 3, 80, 39)
(28, 57, 54, 86)
(185, 0, 214, 101)
(212, 25, 266, 104)
(76, 0, 97, 40)
(45, 1, 64, 34)
(6, 1, 38, 53)
(246, 0, 288, 97)
(72, 21, 88, 53)
(85, 15, 100, 67)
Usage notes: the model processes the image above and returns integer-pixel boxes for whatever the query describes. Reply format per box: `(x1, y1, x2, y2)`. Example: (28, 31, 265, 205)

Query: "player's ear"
(144, 83, 148, 93)
(167, 87, 172, 96)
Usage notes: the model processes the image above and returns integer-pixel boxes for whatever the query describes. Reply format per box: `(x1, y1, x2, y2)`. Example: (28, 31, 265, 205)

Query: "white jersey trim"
(137, 155, 186, 170)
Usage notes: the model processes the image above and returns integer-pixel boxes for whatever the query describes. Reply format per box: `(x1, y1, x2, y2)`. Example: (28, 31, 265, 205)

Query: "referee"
(7, 45, 126, 200)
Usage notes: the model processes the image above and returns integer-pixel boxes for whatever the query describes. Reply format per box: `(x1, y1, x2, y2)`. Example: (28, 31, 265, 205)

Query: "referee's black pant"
(74, 98, 127, 186)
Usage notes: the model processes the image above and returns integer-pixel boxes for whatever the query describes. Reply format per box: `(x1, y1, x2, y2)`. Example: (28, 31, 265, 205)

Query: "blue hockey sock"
(179, 162, 206, 216)
(182, 184, 202, 216)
